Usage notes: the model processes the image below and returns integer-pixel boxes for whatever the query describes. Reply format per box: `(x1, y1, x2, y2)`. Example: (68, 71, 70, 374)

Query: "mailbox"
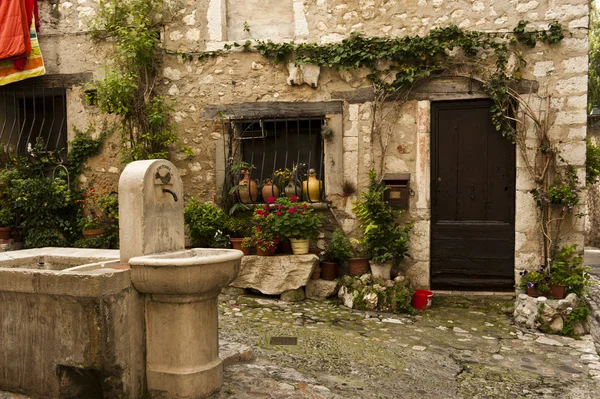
(382, 173, 410, 209)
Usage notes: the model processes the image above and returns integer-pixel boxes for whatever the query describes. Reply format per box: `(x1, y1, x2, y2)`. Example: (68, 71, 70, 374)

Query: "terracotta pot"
(549, 284, 566, 299)
(238, 172, 259, 203)
(290, 238, 310, 255)
(311, 267, 322, 280)
(347, 257, 369, 276)
(256, 246, 275, 256)
(230, 238, 250, 255)
(279, 240, 293, 254)
(261, 181, 280, 201)
(83, 228, 105, 238)
(370, 261, 392, 281)
(320, 261, 338, 281)
(0, 227, 12, 241)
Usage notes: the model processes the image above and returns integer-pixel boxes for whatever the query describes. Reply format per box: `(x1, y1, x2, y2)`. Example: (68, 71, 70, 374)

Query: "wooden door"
(431, 100, 515, 290)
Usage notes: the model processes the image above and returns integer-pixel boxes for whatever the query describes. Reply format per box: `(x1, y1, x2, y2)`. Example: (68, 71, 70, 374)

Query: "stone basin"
(129, 248, 243, 296)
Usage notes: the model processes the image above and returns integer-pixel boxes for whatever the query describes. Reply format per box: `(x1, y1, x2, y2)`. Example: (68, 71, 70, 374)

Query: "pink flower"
(290, 196, 299, 202)
(267, 196, 276, 204)
(278, 205, 285, 210)
(301, 203, 307, 209)
(263, 205, 269, 211)
(256, 226, 261, 232)
(276, 211, 283, 216)
(288, 208, 296, 213)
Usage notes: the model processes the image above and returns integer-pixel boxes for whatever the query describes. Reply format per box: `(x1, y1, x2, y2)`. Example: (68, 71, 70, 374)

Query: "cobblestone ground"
(216, 294, 600, 399)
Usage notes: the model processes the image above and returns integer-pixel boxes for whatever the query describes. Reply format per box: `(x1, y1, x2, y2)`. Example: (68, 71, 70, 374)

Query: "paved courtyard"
(216, 293, 600, 399)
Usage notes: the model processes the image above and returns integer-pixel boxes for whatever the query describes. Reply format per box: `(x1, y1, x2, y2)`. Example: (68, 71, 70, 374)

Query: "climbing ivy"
(88, 0, 191, 162)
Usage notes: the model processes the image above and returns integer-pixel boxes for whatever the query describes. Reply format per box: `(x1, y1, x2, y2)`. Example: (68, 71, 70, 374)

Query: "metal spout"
(162, 188, 178, 202)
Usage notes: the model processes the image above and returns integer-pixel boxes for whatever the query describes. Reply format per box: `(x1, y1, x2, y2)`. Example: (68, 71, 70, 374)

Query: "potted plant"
(226, 215, 253, 255)
(268, 196, 323, 255)
(76, 187, 105, 239)
(347, 238, 370, 276)
(320, 228, 353, 280)
(353, 170, 412, 280)
(242, 226, 279, 256)
(184, 199, 230, 248)
(0, 205, 14, 240)
(520, 244, 590, 299)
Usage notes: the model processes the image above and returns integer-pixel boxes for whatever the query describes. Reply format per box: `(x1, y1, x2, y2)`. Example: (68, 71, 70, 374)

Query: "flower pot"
(279, 239, 293, 254)
(0, 226, 12, 241)
(83, 228, 105, 238)
(549, 284, 566, 299)
(256, 246, 275, 256)
(311, 267, 322, 280)
(347, 257, 369, 276)
(261, 182, 280, 201)
(231, 238, 250, 255)
(370, 261, 392, 281)
(290, 238, 310, 255)
(238, 172, 259, 203)
(320, 261, 338, 281)
(526, 286, 545, 297)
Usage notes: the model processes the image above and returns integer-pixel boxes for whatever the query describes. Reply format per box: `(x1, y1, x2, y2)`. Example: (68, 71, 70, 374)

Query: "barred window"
(227, 117, 326, 205)
(0, 83, 68, 156)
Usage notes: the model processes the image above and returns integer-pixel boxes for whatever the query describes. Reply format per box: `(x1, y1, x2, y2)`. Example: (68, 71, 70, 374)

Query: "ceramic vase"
(261, 181, 279, 201)
(302, 169, 322, 202)
(238, 172, 259, 203)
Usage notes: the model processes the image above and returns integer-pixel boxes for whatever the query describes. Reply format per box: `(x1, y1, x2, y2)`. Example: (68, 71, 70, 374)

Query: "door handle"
(470, 183, 475, 200)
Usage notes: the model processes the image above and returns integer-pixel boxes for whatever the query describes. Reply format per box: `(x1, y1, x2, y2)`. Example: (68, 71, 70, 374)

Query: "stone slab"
(305, 279, 339, 299)
(230, 255, 318, 295)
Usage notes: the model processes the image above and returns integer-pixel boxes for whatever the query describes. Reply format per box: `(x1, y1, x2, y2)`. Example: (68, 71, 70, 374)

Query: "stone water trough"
(0, 160, 243, 399)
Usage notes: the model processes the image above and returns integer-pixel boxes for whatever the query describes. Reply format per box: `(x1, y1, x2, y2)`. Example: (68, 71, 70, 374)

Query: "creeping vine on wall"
(88, 0, 192, 162)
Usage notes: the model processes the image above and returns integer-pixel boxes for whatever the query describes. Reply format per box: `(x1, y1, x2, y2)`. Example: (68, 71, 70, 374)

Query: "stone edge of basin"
(129, 248, 244, 266)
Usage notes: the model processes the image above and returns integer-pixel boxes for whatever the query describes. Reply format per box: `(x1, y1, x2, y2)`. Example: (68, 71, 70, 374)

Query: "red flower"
(301, 203, 307, 209)
(290, 195, 299, 202)
(299, 210, 305, 215)
(267, 196, 276, 204)
(288, 208, 296, 213)
(276, 211, 283, 216)
(278, 205, 285, 210)
(256, 226, 261, 232)
(263, 205, 269, 211)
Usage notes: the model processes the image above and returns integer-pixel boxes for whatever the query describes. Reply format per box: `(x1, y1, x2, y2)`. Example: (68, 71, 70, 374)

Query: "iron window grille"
(224, 117, 326, 208)
(0, 83, 68, 157)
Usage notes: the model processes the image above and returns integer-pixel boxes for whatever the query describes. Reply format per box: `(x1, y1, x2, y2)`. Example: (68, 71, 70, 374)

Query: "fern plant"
(353, 170, 412, 263)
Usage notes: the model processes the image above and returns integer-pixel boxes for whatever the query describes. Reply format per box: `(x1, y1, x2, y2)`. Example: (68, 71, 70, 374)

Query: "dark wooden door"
(431, 100, 515, 290)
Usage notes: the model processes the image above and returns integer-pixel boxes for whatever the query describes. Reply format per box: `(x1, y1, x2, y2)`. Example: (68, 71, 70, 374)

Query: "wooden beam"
(1, 73, 93, 89)
(201, 101, 343, 120)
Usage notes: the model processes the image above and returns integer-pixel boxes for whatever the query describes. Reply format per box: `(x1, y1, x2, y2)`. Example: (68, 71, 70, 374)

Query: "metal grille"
(234, 117, 325, 203)
(0, 83, 68, 156)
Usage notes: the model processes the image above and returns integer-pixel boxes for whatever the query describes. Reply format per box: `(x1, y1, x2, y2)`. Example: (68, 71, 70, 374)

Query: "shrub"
(184, 199, 230, 248)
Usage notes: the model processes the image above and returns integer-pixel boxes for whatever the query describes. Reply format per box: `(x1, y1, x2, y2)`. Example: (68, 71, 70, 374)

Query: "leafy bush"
(322, 228, 353, 264)
(184, 199, 230, 248)
(587, 139, 600, 186)
(267, 197, 323, 240)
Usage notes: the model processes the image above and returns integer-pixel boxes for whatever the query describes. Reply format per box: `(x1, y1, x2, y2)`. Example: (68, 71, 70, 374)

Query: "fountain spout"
(162, 188, 178, 202)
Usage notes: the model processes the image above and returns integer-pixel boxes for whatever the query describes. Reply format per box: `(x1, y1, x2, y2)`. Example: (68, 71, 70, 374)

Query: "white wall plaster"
(207, 0, 225, 42)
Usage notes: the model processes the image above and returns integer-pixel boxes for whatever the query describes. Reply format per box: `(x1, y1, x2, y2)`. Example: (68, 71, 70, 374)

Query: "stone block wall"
(31, 0, 589, 290)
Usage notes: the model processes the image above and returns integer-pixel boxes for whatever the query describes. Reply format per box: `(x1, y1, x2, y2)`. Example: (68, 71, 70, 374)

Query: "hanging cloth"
(0, 0, 32, 60)
(0, 20, 45, 86)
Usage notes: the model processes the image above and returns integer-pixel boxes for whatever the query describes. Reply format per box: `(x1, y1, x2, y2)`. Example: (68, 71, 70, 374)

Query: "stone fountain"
(120, 159, 242, 398)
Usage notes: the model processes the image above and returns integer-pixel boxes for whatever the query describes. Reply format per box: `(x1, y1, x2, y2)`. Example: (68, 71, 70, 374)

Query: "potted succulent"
(0, 205, 14, 240)
(320, 228, 353, 281)
(268, 196, 323, 255)
(353, 170, 412, 280)
(520, 244, 590, 299)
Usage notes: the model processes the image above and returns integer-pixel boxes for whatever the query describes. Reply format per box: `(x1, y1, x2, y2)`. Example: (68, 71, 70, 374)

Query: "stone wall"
(31, 0, 590, 290)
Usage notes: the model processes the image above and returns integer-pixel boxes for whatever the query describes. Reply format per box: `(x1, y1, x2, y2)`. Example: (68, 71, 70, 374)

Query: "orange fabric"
(0, 53, 43, 77)
(0, 0, 31, 60)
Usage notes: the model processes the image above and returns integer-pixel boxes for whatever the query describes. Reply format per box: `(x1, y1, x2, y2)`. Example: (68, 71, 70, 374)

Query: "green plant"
(225, 215, 253, 238)
(268, 197, 323, 240)
(76, 186, 104, 231)
(89, 0, 188, 162)
(184, 199, 230, 248)
(97, 193, 119, 248)
(322, 228, 353, 264)
(67, 124, 110, 177)
(0, 206, 14, 227)
(520, 245, 591, 296)
(353, 170, 412, 263)
(241, 225, 278, 252)
(587, 139, 600, 186)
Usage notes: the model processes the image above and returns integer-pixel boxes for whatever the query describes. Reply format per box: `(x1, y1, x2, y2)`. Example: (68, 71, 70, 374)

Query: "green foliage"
(322, 228, 353, 264)
(560, 304, 590, 338)
(225, 215, 253, 238)
(67, 124, 110, 177)
(0, 206, 14, 227)
(340, 274, 415, 315)
(97, 193, 119, 248)
(530, 166, 580, 213)
(587, 139, 600, 185)
(353, 170, 412, 263)
(89, 0, 182, 162)
(184, 199, 231, 248)
(513, 20, 564, 47)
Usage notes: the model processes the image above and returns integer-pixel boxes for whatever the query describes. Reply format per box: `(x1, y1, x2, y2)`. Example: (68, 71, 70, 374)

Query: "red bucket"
(412, 290, 434, 310)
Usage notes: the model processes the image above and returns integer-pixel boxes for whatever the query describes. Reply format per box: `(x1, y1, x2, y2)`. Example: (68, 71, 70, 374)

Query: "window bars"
(0, 83, 68, 157)
(225, 117, 326, 207)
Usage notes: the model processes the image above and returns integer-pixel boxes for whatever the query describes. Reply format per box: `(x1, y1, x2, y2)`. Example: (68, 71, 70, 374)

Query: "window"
(0, 83, 68, 156)
(229, 117, 326, 203)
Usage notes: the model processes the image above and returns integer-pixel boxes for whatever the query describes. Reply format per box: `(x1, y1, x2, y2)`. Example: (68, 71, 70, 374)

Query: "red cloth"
(24, 0, 40, 33)
(0, 0, 32, 60)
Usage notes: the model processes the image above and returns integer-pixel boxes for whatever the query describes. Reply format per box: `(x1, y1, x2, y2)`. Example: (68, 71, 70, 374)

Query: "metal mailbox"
(382, 173, 411, 209)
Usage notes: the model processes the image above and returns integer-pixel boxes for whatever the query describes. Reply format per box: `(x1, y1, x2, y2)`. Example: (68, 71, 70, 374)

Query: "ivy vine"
(88, 0, 192, 162)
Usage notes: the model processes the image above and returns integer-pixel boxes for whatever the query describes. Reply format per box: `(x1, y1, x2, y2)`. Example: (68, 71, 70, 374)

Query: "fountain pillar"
(120, 160, 242, 399)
